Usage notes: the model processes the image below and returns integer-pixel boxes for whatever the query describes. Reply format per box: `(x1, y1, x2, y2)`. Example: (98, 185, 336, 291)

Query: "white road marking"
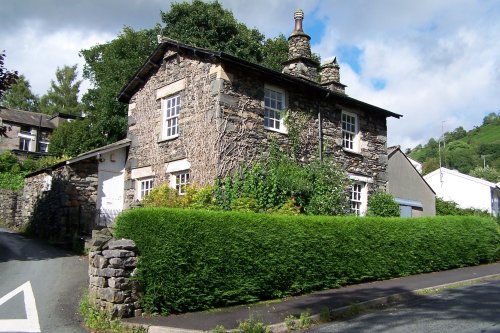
(0, 281, 41, 332)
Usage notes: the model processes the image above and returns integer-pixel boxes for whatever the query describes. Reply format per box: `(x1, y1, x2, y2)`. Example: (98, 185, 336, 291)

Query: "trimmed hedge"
(114, 209, 500, 315)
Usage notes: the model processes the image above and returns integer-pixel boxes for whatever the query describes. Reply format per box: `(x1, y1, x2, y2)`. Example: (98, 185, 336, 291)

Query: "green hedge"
(114, 209, 500, 315)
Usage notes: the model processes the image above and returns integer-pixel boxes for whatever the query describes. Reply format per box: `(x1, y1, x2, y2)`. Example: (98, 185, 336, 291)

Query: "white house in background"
(407, 156, 422, 174)
(424, 167, 500, 216)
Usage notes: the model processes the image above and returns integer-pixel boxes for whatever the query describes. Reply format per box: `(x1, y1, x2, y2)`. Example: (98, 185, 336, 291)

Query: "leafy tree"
(261, 34, 289, 72)
(39, 65, 83, 115)
(469, 166, 500, 183)
(79, 26, 159, 149)
(0, 75, 39, 111)
(367, 192, 400, 217)
(482, 112, 499, 126)
(48, 118, 97, 157)
(161, 0, 265, 64)
(0, 51, 18, 100)
(422, 157, 440, 175)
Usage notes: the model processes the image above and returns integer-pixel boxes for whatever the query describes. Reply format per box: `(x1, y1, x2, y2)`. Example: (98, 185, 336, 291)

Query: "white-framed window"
(161, 94, 181, 140)
(172, 171, 190, 195)
(19, 137, 31, 151)
(264, 86, 286, 133)
(138, 178, 154, 200)
(350, 182, 368, 216)
(342, 111, 359, 151)
(350, 183, 363, 216)
(38, 141, 49, 153)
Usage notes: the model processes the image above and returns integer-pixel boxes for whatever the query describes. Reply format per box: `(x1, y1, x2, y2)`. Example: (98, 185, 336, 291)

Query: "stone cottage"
(117, 10, 401, 216)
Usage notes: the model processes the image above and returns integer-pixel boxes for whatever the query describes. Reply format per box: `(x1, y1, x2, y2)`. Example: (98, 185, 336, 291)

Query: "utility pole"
(441, 121, 446, 168)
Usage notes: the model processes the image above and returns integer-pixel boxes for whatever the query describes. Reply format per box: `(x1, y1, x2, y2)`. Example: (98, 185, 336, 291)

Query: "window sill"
(158, 135, 179, 143)
(342, 147, 363, 156)
(264, 126, 288, 135)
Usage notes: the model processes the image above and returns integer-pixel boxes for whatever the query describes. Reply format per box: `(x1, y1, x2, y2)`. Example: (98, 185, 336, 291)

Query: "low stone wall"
(88, 229, 142, 318)
(0, 189, 19, 227)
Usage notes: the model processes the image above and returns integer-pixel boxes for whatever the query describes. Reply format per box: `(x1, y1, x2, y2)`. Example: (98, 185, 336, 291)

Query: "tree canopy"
(0, 51, 18, 100)
(0, 75, 39, 112)
(40, 64, 83, 115)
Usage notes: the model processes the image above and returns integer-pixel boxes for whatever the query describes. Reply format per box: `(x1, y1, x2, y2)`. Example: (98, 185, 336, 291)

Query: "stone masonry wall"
(88, 229, 141, 318)
(0, 189, 19, 227)
(125, 50, 220, 206)
(19, 159, 98, 244)
(125, 44, 389, 206)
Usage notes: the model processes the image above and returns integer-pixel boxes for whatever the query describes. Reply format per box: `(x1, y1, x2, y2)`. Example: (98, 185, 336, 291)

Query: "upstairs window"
(138, 178, 154, 200)
(162, 95, 181, 140)
(342, 112, 359, 151)
(264, 86, 286, 133)
(19, 137, 31, 151)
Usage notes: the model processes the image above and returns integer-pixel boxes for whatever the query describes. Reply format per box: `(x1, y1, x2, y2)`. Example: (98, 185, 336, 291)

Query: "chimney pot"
(294, 9, 304, 32)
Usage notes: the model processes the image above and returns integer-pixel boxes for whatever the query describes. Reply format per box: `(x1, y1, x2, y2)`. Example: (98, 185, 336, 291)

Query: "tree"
(469, 166, 500, 183)
(367, 192, 400, 217)
(39, 65, 83, 115)
(161, 0, 265, 64)
(0, 51, 18, 100)
(261, 34, 289, 72)
(79, 26, 159, 149)
(0, 75, 39, 112)
(48, 118, 96, 157)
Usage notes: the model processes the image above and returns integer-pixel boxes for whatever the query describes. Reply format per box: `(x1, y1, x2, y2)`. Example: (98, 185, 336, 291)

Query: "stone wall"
(124, 43, 389, 207)
(0, 189, 19, 227)
(88, 229, 141, 318)
(19, 159, 98, 244)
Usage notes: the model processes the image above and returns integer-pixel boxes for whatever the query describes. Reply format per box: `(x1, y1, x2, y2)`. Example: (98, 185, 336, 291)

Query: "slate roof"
(0, 107, 55, 129)
(117, 38, 402, 119)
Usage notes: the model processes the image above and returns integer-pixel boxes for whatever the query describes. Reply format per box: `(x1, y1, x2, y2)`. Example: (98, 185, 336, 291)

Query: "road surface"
(306, 279, 500, 333)
(0, 228, 88, 333)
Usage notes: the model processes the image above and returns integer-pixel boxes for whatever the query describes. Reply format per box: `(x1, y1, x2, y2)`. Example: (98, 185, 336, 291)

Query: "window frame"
(161, 94, 181, 140)
(137, 178, 154, 200)
(264, 85, 287, 133)
(350, 182, 367, 216)
(341, 111, 359, 152)
(19, 136, 31, 151)
(38, 141, 49, 153)
(171, 170, 190, 195)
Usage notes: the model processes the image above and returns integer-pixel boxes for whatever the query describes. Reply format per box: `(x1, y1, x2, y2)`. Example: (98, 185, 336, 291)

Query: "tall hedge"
(114, 209, 500, 314)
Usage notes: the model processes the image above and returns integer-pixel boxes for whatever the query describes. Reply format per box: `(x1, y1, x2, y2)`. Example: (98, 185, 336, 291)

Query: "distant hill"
(408, 112, 500, 182)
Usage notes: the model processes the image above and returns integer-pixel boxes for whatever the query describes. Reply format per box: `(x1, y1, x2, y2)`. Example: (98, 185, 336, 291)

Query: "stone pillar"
(88, 229, 142, 318)
(319, 57, 346, 94)
(282, 9, 319, 81)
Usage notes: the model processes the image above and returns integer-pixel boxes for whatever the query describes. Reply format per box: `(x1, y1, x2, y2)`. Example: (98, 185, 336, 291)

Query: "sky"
(1, 0, 499, 150)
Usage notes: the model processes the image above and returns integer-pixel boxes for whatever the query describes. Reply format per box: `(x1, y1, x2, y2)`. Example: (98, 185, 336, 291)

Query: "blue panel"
(400, 205, 412, 218)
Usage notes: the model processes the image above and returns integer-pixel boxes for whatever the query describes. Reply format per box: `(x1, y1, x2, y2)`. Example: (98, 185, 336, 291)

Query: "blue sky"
(1, 0, 499, 150)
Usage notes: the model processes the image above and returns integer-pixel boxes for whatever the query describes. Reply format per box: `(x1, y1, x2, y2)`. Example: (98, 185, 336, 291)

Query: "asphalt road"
(0, 228, 89, 333)
(306, 279, 500, 333)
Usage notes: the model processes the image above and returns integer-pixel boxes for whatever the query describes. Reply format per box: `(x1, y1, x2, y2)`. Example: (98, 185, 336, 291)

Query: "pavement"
(123, 262, 500, 333)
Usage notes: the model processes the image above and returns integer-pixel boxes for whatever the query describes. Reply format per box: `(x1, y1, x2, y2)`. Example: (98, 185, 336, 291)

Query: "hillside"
(408, 112, 500, 182)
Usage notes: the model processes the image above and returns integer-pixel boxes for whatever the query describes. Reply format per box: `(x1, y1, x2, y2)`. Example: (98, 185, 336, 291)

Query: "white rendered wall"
(425, 169, 493, 213)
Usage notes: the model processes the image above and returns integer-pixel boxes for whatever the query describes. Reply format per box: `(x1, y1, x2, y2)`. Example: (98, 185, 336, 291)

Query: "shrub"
(367, 192, 400, 217)
(115, 209, 499, 315)
(436, 198, 490, 217)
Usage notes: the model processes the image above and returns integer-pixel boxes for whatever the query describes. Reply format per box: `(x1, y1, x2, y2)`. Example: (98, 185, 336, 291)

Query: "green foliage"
(115, 209, 500, 314)
(261, 34, 289, 72)
(0, 50, 18, 100)
(230, 195, 259, 213)
(367, 192, 400, 217)
(236, 318, 271, 333)
(436, 197, 490, 217)
(48, 118, 98, 157)
(161, 0, 265, 65)
(0, 75, 39, 111)
(409, 114, 500, 176)
(80, 26, 159, 150)
(0, 151, 66, 190)
(469, 166, 500, 183)
(39, 64, 83, 116)
(79, 293, 122, 332)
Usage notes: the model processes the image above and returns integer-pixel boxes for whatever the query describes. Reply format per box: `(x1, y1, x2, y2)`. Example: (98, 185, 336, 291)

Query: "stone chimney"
(319, 57, 346, 94)
(282, 9, 319, 81)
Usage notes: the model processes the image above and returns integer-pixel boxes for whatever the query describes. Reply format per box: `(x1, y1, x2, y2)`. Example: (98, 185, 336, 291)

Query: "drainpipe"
(317, 92, 330, 163)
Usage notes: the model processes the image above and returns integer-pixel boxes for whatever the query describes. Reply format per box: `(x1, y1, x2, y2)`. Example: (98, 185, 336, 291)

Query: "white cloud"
(3, 20, 113, 99)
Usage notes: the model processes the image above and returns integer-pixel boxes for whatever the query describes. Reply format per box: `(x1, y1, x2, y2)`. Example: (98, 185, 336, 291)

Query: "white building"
(424, 167, 500, 216)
